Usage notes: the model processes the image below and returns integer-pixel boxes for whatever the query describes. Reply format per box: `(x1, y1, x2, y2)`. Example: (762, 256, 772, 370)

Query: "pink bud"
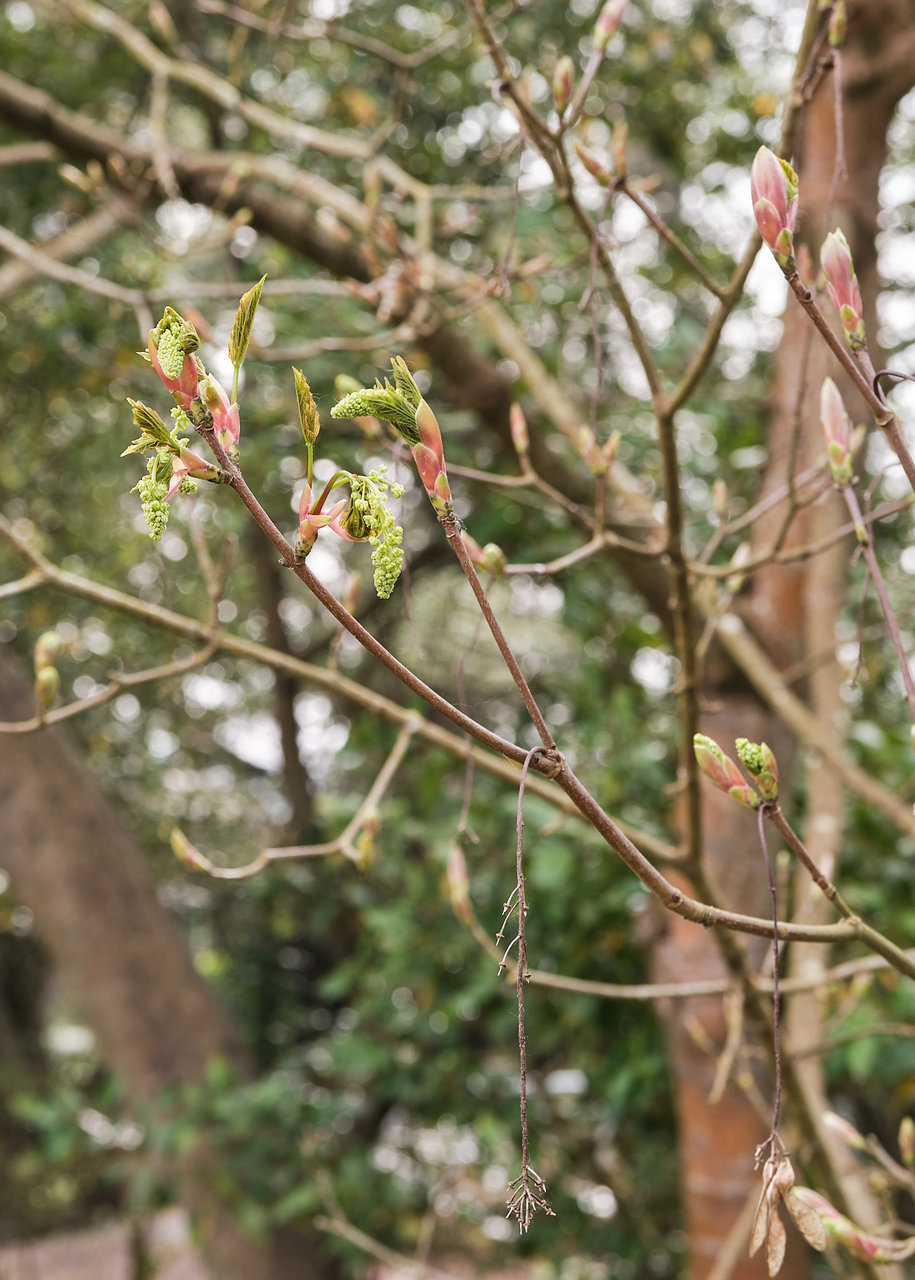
(574, 141, 612, 186)
(823, 1111, 866, 1151)
(593, 0, 626, 52)
(200, 376, 241, 458)
(751, 147, 798, 269)
(446, 842, 473, 924)
(819, 377, 853, 485)
(165, 446, 216, 498)
(552, 56, 574, 116)
(510, 403, 529, 455)
(821, 229, 866, 349)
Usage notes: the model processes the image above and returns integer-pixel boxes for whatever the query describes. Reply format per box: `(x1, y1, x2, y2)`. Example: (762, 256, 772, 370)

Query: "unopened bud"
(694, 733, 761, 809)
(228, 274, 266, 369)
(751, 147, 798, 272)
(611, 119, 628, 180)
(821, 229, 866, 350)
(593, 0, 626, 53)
(446, 841, 473, 924)
(828, 0, 847, 47)
(353, 809, 379, 868)
(577, 425, 597, 465)
(574, 141, 612, 186)
(293, 367, 320, 445)
(823, 1110, 866, 1151)
(713, 477, 728, 519)
(171, 828, 212, 872)
(509, 402, 529, 455)
(34, 630, 62, 672)
(552, 56, 574, 116)
(34, 665, 60, 712)
(898, 1115, 915, 1169)
(595, 431, 621, 474)
(479, 542, 507, 574)
(727, 542, 751, 594)
(819, 377, 854, 485)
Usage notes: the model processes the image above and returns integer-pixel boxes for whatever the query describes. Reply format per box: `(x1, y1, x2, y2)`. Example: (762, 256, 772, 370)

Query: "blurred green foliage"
(1, 0, 914, 1274)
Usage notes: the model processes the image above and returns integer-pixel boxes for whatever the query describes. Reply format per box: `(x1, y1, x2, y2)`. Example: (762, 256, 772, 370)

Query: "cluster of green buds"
(735, 737, 779, 802)
(331, 358, 453, 520)
(33, 630, 62, 714)
(292, 364, 406, 599)
(296, 468, 405, 599)
(123, 398, 225, 540)
(693, 733, 780, 809)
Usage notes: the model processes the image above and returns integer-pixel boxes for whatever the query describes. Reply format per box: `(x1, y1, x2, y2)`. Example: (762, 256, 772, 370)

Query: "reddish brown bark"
(653, 4, 915, 1277)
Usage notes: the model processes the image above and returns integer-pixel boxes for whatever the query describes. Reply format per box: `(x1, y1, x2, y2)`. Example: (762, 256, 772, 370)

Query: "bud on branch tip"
(331, 359, 454, 519)
(693, 733, 761, 809)
(751, 147, 798, 272)
(821, 229, 866, 350)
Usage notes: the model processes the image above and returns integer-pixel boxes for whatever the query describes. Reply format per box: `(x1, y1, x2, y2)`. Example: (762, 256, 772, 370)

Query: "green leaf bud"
(293, 367, 320, 445)
(33, 630, 62, 672)
(34, 665, 60, 712)
(229, 274, 266, 369)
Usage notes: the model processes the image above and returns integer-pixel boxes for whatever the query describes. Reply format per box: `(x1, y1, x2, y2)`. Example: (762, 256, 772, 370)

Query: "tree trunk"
(653, 4, 915, 1276)
(0, 643, 335, 1280)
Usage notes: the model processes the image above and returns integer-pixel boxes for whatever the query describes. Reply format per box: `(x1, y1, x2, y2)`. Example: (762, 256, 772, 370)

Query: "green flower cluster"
(330, 359, 422, 445)
(344, 468, 405, 599)
(151, 307, 200, 379)
(135, 456, 170, 540)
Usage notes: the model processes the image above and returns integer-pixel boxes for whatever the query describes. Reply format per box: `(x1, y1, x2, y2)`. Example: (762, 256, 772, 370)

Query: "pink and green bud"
(791, 1188, 914, 1263)
(296, 479, 349, 557)
(611, 119, 628, 180)
(898, 1115, 915, 1169)
(574, 141, 612, 186)
(147, 308, 201, 406)
(170, 828, 213, 874)
(552, 56, 574, 116)
(819, 377, 854, 485)
(510, 402, 529, 456)
(823, 1111, 866, 1150)
(446, 841, 473, 925)
(593, 0, 626, 52)
(200, 375, 241, 460)
(751, 147, 798, 272)
(166, 446, 223, 499)
(821, 229, 866, 350)
(693, 733, 761, 809)
(735, 738, 779, 802)
(462, 531, 507, 575)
